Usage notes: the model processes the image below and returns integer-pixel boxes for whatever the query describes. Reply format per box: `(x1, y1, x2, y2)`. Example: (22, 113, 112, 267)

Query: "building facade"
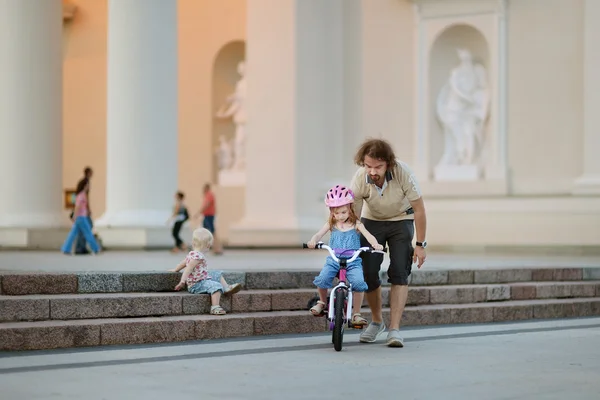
(0, 0, 599, 252)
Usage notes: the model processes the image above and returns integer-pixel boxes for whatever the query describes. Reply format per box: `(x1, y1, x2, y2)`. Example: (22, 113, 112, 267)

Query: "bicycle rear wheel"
(332, 287, 345, 352)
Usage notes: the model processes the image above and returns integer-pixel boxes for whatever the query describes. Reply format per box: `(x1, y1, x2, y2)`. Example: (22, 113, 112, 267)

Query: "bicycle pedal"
(351, 324, 365, 329)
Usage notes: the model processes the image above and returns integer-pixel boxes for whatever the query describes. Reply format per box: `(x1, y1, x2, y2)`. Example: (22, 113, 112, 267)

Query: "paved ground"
(1, 249, 600, 273)
(0, 317, 599, 399)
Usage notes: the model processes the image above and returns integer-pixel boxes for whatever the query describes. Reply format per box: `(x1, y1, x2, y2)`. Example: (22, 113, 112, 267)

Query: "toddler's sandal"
(310, 301, 327, 316)
(210, 305, 226, 315)
(351, 313, 368, 326)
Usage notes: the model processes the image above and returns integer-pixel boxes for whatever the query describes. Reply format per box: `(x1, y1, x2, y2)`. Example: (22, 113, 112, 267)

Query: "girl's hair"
(328, 204, 359, 231)
(76, 178, 88, 194)
(192, 228, 213, 251)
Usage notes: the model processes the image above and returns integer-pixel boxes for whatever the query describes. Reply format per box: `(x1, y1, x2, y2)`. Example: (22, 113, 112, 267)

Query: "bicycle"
(303, 241, 386, 351)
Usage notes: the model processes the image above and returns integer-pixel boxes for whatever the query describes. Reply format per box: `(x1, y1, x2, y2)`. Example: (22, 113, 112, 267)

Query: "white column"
(96, 0, 177, 239)
(0, 0, 63, 229)
(573, 0, 600, 195)
(228, 0, 345, 245)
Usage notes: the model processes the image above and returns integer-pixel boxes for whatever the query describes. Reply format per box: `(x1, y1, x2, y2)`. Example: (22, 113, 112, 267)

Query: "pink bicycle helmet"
(325, 185, 355, 208)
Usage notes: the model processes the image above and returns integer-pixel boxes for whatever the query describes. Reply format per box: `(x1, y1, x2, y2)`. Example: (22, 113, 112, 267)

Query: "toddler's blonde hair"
(192, 228, 213, 251)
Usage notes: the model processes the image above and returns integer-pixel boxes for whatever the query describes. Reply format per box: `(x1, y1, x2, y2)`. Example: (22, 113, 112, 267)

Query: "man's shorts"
(359, 218, 415, 291)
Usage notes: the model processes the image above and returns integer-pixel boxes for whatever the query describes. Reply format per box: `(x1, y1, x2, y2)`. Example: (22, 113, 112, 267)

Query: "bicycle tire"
(332, 287, 345, 352)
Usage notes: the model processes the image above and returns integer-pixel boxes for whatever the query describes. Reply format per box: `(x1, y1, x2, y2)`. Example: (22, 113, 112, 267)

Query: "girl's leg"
(310, 262, 338, 315)
(210, 290, 221, 306)
(61, 222, 83, 253)
(347, 264, 369, 325)
(77, 217, 101, 253)
(219, 276, 242, 295)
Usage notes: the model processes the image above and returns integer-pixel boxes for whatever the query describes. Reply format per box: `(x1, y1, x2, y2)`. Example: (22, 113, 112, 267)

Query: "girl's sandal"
(210, 305, 226, 315)
(310, 301, 327, 316)
(351, 313, 368, 326)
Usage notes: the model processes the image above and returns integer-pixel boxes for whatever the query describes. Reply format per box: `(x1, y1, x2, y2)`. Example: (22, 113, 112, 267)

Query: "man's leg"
(389, 284, 409, 330)
(358, 218, 388, 343)
(385, 220, 415, 347)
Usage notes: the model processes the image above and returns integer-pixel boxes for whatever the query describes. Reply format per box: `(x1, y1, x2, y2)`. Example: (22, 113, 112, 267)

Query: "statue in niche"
(215, 134, 233, 171)
(436, 48, 490, 167)
(215, 61, 246, 171)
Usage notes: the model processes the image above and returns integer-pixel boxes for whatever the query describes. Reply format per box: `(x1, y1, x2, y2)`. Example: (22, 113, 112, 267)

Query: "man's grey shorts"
(359, 218, 415, 291)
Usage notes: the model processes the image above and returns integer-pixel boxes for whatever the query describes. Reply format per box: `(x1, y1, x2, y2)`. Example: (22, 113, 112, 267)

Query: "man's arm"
(409, 197, 427, 243)
(350, 170, 365, 218)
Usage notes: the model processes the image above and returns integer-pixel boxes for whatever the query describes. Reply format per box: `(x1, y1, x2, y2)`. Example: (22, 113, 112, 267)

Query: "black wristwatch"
(416, 241, 427, 248)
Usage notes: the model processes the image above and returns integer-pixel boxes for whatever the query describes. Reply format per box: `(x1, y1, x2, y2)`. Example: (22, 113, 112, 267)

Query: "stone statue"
(436, 48, 490, 167)
(215, 134, 233, 171)
(215, 61, 246, 170)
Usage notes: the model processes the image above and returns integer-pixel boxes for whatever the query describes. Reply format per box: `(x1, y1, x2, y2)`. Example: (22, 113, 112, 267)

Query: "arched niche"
(211, 40, 245, 184)
(428, 24, 490, 171)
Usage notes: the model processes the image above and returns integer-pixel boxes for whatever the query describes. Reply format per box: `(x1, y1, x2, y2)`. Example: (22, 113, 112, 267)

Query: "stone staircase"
(1, 267, 600, 351)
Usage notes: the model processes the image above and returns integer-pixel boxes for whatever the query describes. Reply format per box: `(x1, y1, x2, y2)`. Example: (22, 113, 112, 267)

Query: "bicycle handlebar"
(302, 242, 386, 263)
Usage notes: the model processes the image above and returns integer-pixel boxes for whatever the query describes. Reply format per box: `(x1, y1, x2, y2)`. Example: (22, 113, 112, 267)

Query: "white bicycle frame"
(316, 242, 384, 323)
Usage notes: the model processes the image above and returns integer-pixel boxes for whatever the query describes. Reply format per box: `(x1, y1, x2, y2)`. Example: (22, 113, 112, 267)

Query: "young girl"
(170, 228, 241, 315)
(167, 191, 189, 253)
(61, 179, 101, 255)
(306, 185, 383, 326)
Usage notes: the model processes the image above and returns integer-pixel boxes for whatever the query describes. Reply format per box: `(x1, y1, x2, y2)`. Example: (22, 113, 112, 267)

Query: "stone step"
(1, 267, 600, 295)
(2, 297, 599, 351)
(1, 281, 599, 323)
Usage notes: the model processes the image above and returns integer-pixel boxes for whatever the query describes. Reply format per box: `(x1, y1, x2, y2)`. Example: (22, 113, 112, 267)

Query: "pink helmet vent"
(324, 185, 355, 208)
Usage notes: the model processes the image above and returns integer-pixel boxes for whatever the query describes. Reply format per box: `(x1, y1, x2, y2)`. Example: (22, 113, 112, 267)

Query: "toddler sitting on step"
(170, 228, 241, 315)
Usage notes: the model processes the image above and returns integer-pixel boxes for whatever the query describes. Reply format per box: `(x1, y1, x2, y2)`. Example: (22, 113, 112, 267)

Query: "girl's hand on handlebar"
(372, 243, 384, 251)
(307, 240, 316, 249)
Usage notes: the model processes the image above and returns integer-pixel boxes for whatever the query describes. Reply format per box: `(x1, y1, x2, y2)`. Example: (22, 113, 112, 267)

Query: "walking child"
(61, 179, 101, 255)
(167, 191, 189, 253)
(170, 228, 241, 315)
(306, 185, 383, 326)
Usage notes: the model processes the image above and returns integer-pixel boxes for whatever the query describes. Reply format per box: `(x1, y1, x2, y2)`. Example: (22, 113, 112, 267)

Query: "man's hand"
(413, 246, 426, 269)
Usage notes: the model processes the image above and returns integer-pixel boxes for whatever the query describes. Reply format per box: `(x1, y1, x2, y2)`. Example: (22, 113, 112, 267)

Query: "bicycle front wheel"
(332, 287, 345, 352)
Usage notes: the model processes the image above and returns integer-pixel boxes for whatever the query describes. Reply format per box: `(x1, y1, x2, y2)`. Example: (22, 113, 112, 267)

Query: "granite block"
(487, 285, 511, 301)
(182, 294, 232, 314)
(583, 268, 600, 280)
(0, 322, 101, 351)
(50, 294, 183, 320)
(244, 271, 315, 289)
(429, 287, 486, 304)
(254, 313, 326, 335)
(448, 270, 474, 285)
(407, 287, 430, 305)
(402, 307, 453, 326)
(510, 284, 537, 300)
(77, 273, 123, 293)
(409, 271, 448, 286)
(100, 318, 195, 345)
(569, 283, 596, 298)
(553, 268, 583, 281)
(195, 316, 254, 340)
(531, 269, 555, 281)
(474, 270, 532, 284)
(271, 290, 316, 311)
(493, 305, 533, 322)
(535, 284, 571, 299)
(450, 306, 494, 324)
(231, 292, 272, 312)
(1, 274, 78, 295)
(533, 301, 594, 319)
(122, 272, 180, 292)
(0, 297, 50, 322)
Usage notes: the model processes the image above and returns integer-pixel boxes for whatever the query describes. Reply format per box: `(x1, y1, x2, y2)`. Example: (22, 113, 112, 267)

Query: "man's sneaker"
(386, 329, 404, 348)
(359, 322, 386, 343)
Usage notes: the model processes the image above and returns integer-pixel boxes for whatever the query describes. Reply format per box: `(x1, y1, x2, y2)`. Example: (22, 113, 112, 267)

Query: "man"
(350, 139, 427, 347)
(193, 183, 223, 255)
(74, 167, 93, 255)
